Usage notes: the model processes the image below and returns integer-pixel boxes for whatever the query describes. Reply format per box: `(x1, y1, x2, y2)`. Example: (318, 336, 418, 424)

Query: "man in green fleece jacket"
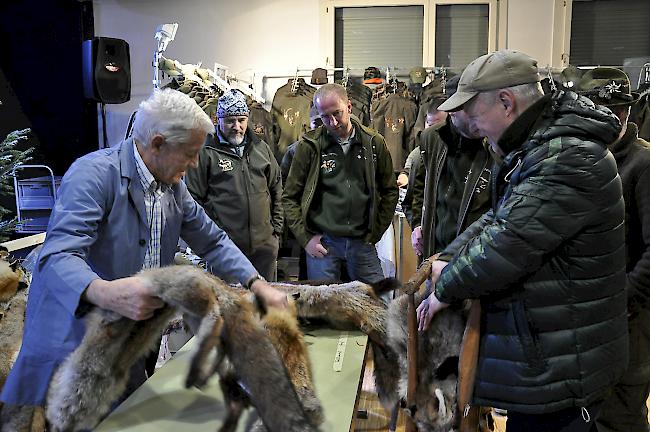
(282, 83, 398, 283)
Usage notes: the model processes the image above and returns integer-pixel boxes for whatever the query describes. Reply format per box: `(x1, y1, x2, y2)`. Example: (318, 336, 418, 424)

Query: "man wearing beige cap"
(416, 50, 628, 431)
(577, 67, 650, 432)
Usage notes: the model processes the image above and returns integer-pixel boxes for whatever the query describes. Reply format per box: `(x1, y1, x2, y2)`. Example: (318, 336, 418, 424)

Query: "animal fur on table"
(271, 278, 469, 432)
(44, 266, 319, 432)
(214, 302, 323, 432)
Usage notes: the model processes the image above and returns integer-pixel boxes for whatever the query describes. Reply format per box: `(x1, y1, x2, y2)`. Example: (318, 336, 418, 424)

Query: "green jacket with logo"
(409, 118, 492, 258)
(282, 118, 398, 247)
(185, 128, 283, 255)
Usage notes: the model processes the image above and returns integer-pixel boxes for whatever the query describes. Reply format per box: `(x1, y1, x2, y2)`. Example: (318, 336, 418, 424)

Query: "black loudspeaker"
(82, 37, 131, 104)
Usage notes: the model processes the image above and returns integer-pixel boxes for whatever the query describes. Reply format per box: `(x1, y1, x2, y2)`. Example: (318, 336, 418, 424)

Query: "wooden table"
(96, 327, 368, 431)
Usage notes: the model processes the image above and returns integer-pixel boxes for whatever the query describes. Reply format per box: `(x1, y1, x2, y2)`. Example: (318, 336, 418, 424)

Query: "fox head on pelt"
(271, 278, 402, 344)
(408, 356, 459, 432)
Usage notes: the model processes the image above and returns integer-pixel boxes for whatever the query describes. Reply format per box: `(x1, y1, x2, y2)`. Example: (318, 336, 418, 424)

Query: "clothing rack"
(228, 74, 265, 104)
(263, 67, 366, 80)
(547, 64, 650, 91)
(262, 65, 451, 81)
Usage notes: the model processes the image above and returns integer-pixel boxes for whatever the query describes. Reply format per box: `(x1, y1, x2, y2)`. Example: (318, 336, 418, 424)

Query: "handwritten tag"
(333, 332, 348, 372)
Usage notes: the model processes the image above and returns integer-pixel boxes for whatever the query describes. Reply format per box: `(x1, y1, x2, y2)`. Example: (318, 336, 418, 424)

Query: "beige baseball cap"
(439, 50, 541, 112)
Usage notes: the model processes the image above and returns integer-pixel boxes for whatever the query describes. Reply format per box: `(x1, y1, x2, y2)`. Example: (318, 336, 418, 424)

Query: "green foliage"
(0, 128, 33, 240)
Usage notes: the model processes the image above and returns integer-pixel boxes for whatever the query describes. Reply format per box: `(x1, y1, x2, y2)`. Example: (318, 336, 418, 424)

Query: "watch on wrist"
(245, 274, 266, 290)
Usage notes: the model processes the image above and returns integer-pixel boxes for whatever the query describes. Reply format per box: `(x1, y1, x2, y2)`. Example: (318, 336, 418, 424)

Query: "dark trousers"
(507, 402, 603, 432)
(246, 236, 279, 282)
(592, 381, 650, 432)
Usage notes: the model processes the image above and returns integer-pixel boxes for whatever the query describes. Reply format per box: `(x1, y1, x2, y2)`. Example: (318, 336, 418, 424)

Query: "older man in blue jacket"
(1, 89, 287, 409)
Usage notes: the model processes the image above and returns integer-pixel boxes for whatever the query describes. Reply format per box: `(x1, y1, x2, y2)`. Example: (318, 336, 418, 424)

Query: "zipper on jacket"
(457, 155, 489, 236)
(581, 407, 591, 422)
(243, 148, 252, 249)
(301, 139, 320, 230)
(427, 145, 448, 251)
(503, 157, 522, 183)
(512, 299, 546, 373)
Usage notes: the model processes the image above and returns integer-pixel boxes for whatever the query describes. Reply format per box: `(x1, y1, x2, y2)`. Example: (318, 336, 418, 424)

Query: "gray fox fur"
(272, 279, 468, 432)
(45, 265, 318, 432)
(213, 299, 323, 432)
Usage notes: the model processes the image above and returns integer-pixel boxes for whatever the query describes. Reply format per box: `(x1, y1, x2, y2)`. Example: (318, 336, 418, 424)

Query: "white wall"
(506, 0, 556, 67)
(93, 0, 322, 147)
(93, 0, 566, 147)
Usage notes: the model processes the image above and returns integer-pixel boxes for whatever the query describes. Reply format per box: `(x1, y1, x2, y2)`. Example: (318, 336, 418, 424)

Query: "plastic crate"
(15, 210, 55, 234)
(16, 176, 62, 209)
(12, 165, 62, 233)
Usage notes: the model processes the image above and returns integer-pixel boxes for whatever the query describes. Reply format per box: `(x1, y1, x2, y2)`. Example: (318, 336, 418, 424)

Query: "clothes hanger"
(342, 67, 351, 88)
(440, 67, 447, 95)
(291, 68, 300, 94)
(546, 65, 558, 92)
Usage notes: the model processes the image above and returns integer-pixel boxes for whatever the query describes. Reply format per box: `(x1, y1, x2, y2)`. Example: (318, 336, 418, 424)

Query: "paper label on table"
(333, 332, 348, 372)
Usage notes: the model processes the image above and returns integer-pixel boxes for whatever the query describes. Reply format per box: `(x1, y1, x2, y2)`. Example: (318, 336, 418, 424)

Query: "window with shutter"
(434, 4, 489, 73)
(570, 0, 650, 88)
(334, 6, 424, 72)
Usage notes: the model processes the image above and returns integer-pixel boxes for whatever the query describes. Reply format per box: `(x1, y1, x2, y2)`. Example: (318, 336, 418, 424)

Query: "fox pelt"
(0, 258, 21, 303)
(271, 279, 468, 432)
(44, 265, 318, 432)
(0, 252, 28, 385)
(387, 290, 466, 432)
(212, 299, 323, 432)
(0, 258, 46, 432)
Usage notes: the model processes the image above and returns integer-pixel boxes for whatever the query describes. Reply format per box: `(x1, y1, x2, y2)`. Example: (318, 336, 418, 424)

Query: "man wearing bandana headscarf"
(186, 89, 284, 281)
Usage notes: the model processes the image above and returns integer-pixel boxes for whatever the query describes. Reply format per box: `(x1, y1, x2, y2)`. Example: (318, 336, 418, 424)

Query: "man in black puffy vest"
(416, 50, 628, 432)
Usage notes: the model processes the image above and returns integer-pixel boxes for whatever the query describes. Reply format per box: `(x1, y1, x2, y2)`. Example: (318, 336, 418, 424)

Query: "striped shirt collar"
(133, 141, 165, 193)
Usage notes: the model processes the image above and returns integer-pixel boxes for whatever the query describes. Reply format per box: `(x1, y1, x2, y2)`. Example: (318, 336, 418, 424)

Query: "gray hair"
(132, 89, 214, 147)
(479, 82, 544, 111)
(313, 83, 349, 106)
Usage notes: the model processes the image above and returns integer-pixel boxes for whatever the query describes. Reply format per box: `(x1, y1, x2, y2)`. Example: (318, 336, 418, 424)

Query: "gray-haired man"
(1, 88, 287, 411)
(416, 50, 628, 431)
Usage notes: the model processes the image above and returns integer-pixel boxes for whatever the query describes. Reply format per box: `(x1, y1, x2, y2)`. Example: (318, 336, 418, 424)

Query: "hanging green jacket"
(282, 117, 398, 247)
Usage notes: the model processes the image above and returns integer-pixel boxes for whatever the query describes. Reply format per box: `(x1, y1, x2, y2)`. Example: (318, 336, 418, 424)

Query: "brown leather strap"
(458, 299, 482, 432)
(402, 253, 440, 295)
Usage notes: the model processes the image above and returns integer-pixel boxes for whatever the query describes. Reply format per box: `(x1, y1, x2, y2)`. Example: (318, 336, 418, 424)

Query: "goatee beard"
(228, 134, 245, 146)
